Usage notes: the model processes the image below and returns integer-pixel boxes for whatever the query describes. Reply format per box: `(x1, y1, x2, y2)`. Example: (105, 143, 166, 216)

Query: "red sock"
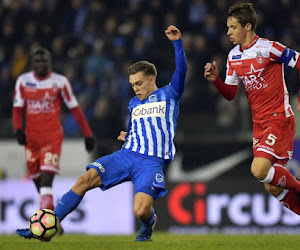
(40, 194, 55, 211)
(279, 191, 300, 215)
(270, 166, 300, 193)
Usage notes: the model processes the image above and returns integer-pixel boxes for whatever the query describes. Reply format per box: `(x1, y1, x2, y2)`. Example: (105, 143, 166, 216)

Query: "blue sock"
(54, 189, 83, 222)
(139, 208, 155, 228)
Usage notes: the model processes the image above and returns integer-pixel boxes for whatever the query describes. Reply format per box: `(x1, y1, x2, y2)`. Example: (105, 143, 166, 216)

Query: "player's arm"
(283, 49, 300, 114)
(272, 42, 300, 69)
(281, 48, 300, 114)
(12, 78, 27, 145)
(204, 61, 238, 101)
(270, 42, 300, 113)
(61, 78, 95, 153)
(117, 131, 127, 142)
(165, 25, 187, 95)
(69, 106, 95, 152)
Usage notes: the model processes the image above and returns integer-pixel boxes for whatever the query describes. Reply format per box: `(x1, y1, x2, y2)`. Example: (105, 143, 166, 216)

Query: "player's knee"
(264, 184, 273, 193)
(251, 164, 268, 180)
(133, 205, 151, 220)
(74, 169, 102, 192)
(74, 175, 90, 192)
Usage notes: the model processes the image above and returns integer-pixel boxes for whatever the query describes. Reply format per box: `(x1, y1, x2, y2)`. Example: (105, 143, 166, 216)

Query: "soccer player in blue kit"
(16, 24, 187, 242)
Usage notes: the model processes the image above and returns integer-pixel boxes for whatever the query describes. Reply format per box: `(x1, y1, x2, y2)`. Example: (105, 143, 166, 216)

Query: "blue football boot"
(16, 228, 50, 242)
(135, 214, 158, 242)
(16, 228, 34, 239)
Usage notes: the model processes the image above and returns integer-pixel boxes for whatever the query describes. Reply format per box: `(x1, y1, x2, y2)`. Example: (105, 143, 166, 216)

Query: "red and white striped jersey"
(13, 71, 78, 134)
(225, 35, 300, 123)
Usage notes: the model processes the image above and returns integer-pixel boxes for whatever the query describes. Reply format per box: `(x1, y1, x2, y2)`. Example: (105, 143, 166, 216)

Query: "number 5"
(265, 133, 277, 146)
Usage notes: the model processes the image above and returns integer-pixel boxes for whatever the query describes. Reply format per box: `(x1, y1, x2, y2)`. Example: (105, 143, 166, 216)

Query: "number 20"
(265, 133, 277, 146)
(44, 152, 59, 166)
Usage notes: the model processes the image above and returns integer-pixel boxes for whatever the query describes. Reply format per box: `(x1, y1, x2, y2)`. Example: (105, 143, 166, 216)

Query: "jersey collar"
(239, 35, 259, 52)
(33, 71, 52, 81)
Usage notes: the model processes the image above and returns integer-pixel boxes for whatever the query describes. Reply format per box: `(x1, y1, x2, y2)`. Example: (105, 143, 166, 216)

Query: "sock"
(262, 166, 300, 193)
(40, 187, 54, 211)
(40, 195, 54, 210)
(277, 189, 300, 215)
(139, 208, 155, 229)
(54, 189, 83, 222)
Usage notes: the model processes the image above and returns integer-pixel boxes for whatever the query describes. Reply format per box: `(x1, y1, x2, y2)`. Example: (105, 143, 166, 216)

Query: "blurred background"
(1, 0, 300, 235)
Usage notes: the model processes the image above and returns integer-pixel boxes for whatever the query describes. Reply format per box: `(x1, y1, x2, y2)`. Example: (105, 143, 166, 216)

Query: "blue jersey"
(123, 39, 187, 160)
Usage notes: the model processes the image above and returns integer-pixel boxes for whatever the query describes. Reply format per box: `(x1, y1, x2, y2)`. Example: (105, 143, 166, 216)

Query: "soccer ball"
(29, 209, 59, 241)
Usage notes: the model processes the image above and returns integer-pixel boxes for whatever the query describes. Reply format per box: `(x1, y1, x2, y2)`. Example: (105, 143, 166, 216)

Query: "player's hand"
(15, 129, 26, 145)
(297, 103, 300, 115)
(117, 131, 127, 142)
(165, 25, 181, 41)
(204, 61, 219, 82)
(85, 136, 95, 153)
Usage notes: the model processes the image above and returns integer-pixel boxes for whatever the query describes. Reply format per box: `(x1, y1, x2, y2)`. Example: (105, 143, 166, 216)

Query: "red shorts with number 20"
(253, 114, 295, 167)
(25, 130, 63, 179)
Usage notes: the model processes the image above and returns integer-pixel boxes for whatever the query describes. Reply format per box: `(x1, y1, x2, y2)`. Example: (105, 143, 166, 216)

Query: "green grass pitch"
(1, 232, 300, 250)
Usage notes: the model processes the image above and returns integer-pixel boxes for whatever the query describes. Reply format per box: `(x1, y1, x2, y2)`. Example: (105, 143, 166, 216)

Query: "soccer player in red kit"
(204, 2, 300, 215)
(12, 48, 95, 212)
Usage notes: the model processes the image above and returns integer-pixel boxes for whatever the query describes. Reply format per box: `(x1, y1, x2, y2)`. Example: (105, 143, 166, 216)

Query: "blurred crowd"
(0, 0, 299, 145)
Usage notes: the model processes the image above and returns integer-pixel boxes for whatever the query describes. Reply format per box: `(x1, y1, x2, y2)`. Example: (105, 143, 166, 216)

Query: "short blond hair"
(128, 61, 157, 77)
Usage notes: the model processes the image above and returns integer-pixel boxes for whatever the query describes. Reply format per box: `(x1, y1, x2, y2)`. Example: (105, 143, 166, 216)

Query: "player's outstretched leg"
(135, 209, 158, 242)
